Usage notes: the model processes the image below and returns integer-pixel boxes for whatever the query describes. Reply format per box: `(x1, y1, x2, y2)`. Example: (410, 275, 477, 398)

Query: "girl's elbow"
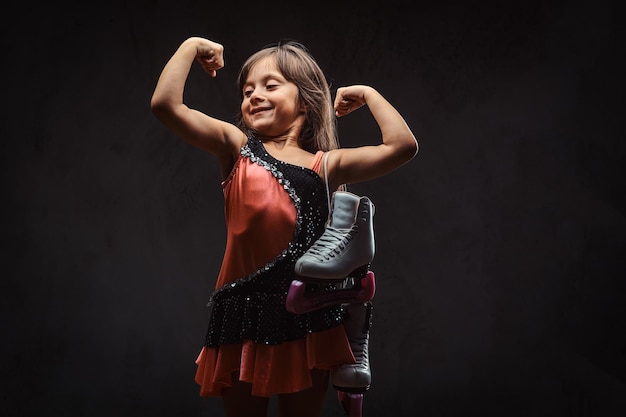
(150, 97, 176, 122)
(150, 95, 166, 115)
(402, 135, 419, 162)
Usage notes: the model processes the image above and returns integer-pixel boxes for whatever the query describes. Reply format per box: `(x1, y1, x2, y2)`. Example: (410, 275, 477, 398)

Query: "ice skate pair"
(286, 191, 376, 417)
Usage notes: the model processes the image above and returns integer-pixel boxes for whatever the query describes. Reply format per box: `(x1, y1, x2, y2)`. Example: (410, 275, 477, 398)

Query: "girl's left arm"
(330, 85, 418, 188)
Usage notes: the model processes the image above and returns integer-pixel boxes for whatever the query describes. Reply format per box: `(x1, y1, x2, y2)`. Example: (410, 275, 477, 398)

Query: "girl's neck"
(260, 134, 299, 150)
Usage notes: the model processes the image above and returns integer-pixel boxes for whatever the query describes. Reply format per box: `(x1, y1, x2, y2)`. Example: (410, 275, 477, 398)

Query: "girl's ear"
(298, 98, 308, 114)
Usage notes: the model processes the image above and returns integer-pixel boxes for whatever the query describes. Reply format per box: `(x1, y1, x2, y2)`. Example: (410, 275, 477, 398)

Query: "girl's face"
(241, 57, 306, 138)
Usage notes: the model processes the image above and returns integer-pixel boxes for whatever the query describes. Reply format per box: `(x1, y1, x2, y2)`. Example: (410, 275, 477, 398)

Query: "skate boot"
(332, 301, 373, 392)
(295, 191, 375, 282)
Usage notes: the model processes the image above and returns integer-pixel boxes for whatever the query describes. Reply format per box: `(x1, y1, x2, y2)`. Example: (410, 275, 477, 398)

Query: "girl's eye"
(244, 89, 253, 97)
(266, 84, 277, 90)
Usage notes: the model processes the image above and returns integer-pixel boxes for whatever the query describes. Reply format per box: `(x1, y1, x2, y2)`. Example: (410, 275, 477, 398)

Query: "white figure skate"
(334, 301, 373, 417)
(287, 191, 376, 314)
(294, 191, 375, 282)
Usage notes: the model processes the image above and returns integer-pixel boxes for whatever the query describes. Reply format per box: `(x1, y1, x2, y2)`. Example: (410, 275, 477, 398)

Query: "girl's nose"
(249, 91, 264, 102)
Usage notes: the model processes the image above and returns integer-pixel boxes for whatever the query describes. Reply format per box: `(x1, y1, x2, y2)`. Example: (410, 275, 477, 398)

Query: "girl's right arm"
(150, 37, 246, 170)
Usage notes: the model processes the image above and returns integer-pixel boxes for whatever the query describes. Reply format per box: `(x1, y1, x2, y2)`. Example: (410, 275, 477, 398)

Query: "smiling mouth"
(251, 107, 271, 115)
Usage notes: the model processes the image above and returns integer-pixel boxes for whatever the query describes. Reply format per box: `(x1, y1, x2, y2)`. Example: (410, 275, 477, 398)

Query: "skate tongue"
(329, 192, 360, 229)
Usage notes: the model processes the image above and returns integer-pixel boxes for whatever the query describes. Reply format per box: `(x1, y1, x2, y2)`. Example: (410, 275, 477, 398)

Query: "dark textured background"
(2, 0, 625, 416)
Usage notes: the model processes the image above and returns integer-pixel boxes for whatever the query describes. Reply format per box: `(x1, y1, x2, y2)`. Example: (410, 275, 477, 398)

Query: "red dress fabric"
(194, 144, 355, 397)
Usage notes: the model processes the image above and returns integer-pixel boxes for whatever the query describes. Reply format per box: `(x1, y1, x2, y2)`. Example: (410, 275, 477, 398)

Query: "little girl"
(151, 37, 417, 417)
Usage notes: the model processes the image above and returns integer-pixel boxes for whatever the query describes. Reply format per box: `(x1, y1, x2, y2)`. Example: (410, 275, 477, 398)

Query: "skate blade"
(285, 271, 376, 314)
(295, 264, 370, 283)
(333, 384, 370, 394)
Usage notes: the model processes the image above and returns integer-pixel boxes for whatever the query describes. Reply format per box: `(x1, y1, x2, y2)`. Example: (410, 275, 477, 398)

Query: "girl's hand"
(334, 85, 370, 117)
(192, 38, 225, 77)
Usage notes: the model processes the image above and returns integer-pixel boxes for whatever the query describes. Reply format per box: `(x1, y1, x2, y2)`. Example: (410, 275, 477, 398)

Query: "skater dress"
(194, 136, 355, 397)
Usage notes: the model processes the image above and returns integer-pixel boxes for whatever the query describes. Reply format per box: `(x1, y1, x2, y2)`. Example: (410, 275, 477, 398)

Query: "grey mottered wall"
(2, 1, 624, 416)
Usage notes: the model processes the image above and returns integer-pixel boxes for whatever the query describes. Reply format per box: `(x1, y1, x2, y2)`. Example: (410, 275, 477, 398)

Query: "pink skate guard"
(285, 271, 376, 315)
(337, 391, 363, 417)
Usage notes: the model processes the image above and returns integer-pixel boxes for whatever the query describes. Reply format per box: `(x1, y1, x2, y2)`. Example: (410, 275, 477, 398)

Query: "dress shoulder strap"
(323, 152, 331, 214)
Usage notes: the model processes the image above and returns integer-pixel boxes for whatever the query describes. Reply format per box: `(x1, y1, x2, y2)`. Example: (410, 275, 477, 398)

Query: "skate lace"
(351, 336, 369, 363)
(305, 226, 355, 261)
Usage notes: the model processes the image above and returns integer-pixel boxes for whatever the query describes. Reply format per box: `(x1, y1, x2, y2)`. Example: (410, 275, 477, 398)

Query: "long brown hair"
(236, 41, 340, 154)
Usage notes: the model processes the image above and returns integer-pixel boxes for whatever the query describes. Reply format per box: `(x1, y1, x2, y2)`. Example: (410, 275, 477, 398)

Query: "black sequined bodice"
(204, 138, 345, 347)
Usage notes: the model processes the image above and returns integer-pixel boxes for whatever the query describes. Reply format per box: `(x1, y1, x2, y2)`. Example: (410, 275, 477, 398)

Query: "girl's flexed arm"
(330, 85, 418, 188)
(150, 37, 246, 160)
